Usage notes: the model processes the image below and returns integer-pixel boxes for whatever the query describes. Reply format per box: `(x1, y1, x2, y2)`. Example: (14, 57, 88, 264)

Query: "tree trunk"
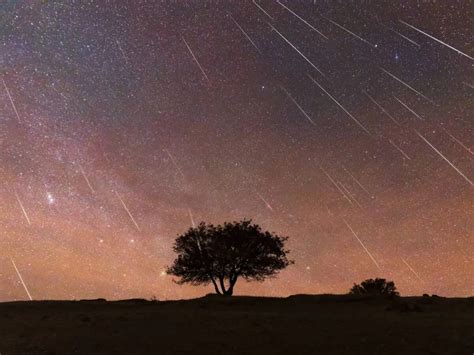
(210, 277, 221, 295)
(226, 276, 238, 296)
(218, 277, 228, 295)
(216, 276, 238, 296)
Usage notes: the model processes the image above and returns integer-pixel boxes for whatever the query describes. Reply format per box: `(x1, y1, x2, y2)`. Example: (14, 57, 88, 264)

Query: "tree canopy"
(167, 219, 293, 296)
(349, 278, 399, 297)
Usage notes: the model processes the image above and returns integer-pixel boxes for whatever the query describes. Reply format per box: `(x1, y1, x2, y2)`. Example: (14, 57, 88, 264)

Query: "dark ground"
(1, 294, 473, 354)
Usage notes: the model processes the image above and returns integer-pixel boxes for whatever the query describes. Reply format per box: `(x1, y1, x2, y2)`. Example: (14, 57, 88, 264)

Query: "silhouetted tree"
(167, 220, 293, 296)
(349, 278, 399, 297)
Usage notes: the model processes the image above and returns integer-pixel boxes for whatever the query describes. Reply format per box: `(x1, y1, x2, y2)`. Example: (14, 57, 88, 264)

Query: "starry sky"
(1, 1, 473, 301)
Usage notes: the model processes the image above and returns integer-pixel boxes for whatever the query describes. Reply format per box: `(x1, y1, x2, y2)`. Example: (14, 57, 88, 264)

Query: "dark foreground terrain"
(1, 294, 473, 354)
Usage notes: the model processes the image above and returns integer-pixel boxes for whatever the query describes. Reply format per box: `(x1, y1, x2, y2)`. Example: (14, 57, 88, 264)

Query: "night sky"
(1, 1, 472, 301)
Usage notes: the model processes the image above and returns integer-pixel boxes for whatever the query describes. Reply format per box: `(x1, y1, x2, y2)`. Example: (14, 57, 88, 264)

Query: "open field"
(1, 294, 473, 354)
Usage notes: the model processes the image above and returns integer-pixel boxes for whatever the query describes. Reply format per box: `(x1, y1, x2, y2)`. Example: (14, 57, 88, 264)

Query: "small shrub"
(349, 278, 399, 297)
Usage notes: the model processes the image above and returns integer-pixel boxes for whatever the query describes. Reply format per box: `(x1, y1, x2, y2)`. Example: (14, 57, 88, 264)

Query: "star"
(46, 192, 55, 205)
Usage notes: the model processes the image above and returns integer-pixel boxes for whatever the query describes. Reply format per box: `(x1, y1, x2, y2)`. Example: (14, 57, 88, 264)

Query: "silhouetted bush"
(349, 278, 399, 297)
(167, 219, 293, 296)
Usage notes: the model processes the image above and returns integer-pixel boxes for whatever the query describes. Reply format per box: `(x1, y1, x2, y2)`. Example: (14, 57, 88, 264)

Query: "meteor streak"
(324, 17, 375, 47)
(393, 96, 424, 120)
(14, 190, 31, 225)
(164, 149, 185, 179)
(268, 23, 325, 76)
(342, 219, 382, 272)
(78, 163, 95, 193)
(325, 203, 334, 216)
(116, 40, 129, 64)
(188, 208, 196, 227)
(252, 0, 273, 20)
(2, 78, 21, 123)
(280, 86, 315, 125)
(387, 27, 420, 48)
(381, 68, 433, 104)
(320, 167, 354, 206)
(11, 258, 33, 300)
(401, 257, 423, 282)
(388, 139, 411, 160)
(338, 182, 363, 209)
(363, 91, 400, 125)
(230, 15, 261, 54)
(400, 20, 473, 60)
(443, 128, 473, 156)
(115, 191, 141, 232)
(341, 165, 374, 198)
(276, 1, 328, 40)
(257, 192, 274, 211)
(50, 84, 69, 102)
(415, 130, 473, 186)
(182, 36, 210, 83)
(308, 75, 371, 135)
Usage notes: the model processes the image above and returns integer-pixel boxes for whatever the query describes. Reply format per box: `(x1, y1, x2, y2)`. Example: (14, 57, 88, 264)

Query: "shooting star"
(338, 182, 363, 209)
(325, 203, 334, 216)
(188, 208, 196, 227)
(363, 91, 400, 126)
(50, 84, 69, 102)
(393, 96, 424, 120)
(11, 258, 33, 300)
(442, 128, 473, 156)
(14, 190, 31, 225)
(386, 26, 420, 48)
(182, 36, 210, 83)
(276, 1, 328, 40)
(280, 86, 315, 125)
(342, 219, 382, 272)
(116, 40, 129, 64)
(416, 130, 473, 186)
(115, 191, 141, 232)
(320, 167, 354, 206)
(381, 68, 433, 104)
(257, 192, 274, 212)
(401, 257, 423, 282)
(78, 163, 95, 193)
(400, 20, 473, 60)
(230, 15, 261, 54)
(268, 23, 325, 76)
(308, 75, 371, 135)
(341, 165, 374, 198)
(2, 78, 21, 123)
(252, 0, 273, 20)
(164, 149, 185, 179)
(324, 17, 376, 48)
(388, 139, 411, 160)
